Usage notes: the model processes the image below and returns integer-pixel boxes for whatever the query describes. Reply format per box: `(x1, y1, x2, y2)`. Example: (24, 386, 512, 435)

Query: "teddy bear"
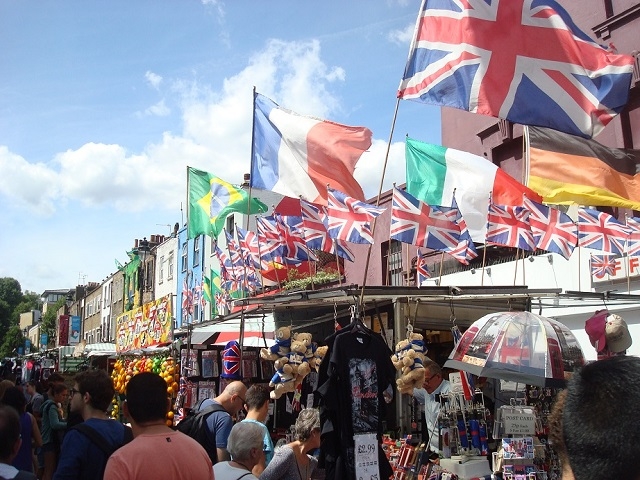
(391, 339, 411, 371)
(260, 326, 292, 361)
(269, 356, 297, 399)
(287, 339, 311, 381)
(292, 332, 313, 355)
(408, 332, 426, 356)
(310, 345, 328, 371)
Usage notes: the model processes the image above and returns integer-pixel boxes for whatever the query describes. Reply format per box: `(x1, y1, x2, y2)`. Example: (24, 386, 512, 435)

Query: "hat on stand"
(585, 310, 609, 352)
(605, 314, 633, 353)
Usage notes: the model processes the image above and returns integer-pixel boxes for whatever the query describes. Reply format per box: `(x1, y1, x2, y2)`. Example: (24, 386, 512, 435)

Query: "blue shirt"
(53, 418, 128, 480)
(241, 418, 274, 466)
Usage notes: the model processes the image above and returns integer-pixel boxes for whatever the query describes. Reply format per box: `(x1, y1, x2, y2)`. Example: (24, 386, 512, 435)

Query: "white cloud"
(144, 99, 171, 117)
(0, 38, 401, 219)
(145, 71, 163, 90)
(388, 22, 415, 46)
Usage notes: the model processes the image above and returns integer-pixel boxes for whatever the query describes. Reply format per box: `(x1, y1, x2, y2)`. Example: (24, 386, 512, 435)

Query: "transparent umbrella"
(444, 311, 585, 387)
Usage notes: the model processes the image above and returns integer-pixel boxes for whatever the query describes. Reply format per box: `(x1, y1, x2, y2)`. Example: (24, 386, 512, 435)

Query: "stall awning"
(84, 343, 117, 357)
(188, 314, 275, 345)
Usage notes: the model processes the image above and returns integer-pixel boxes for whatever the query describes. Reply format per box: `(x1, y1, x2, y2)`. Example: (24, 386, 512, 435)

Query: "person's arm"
(216, 447, 230, 462)
(30, 413, 42, 448)
(52, 431, 83, 480)
(413, 387, 427, 405)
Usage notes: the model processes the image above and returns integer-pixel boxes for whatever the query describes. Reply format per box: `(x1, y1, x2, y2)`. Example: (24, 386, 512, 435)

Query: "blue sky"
(0, 0, 441, 294)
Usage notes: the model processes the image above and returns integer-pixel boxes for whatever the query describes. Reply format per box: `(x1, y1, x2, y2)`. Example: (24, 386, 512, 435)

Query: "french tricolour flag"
(251, 92, 372, 205)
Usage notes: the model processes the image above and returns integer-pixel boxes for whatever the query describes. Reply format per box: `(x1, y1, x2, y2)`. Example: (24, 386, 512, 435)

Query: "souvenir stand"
(110, 294, 176, 424)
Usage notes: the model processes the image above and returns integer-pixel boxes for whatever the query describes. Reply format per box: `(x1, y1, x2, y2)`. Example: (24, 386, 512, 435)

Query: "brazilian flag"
(187, 167, 267, 239)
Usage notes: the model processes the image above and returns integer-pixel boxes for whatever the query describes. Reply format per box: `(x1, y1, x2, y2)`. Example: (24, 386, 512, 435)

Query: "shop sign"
(503, 410, 536, 435)
(115, 294, 173, 352)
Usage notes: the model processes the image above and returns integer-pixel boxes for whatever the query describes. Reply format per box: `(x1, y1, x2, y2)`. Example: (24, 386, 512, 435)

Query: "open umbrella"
(444, 311, 585, 387)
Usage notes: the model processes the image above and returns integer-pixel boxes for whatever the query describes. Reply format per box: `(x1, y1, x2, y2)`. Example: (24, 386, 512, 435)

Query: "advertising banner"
(69, 316, 81, 345)
(115, 294, 173, 353)
(58, 315, 69, 346)
(40, 334, 48, 352)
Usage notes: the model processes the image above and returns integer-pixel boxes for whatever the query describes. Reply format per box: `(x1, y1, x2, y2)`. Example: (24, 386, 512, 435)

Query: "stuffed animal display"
(265, 328, 318, 400)
(392, 332, 426, 395)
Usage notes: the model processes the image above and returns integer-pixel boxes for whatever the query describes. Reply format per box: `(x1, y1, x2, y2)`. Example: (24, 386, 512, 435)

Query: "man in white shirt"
(412, 361, 450, 457)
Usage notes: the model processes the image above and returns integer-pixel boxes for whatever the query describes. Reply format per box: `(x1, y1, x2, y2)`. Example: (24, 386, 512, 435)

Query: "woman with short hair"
(259, 408, 320, 480)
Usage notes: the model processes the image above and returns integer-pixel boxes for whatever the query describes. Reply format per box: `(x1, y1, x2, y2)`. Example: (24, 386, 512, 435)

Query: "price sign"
(354, 433, 379, 480)
(503, 411, 536, 435)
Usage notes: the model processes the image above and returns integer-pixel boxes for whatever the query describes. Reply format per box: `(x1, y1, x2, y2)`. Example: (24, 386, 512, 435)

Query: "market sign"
(502, 410, 536, 435)
(116, 294, 173, 353)
(593, 255, 640, 283)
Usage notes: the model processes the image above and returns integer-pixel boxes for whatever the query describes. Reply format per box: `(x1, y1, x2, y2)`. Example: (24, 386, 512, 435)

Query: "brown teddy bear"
(310, 345, 328, 371)
(260, 326, 292, 361)
(269, 356, 297, 399)
(287, 339, 311, 381)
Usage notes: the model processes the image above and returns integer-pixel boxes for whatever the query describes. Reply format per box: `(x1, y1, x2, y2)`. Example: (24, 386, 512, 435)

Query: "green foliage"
(41, 297, 66, 340)
(0, 324, 24, 358)
(0, 277, 25, 343)
(282, 268, 340, 291)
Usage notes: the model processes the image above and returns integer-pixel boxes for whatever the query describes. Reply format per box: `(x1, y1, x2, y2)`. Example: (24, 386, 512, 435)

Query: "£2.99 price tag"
(354, 433, 379, 480)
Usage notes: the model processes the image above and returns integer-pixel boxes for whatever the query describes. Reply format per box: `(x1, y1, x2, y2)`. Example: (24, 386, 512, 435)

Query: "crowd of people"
(0, 370, 321, 480)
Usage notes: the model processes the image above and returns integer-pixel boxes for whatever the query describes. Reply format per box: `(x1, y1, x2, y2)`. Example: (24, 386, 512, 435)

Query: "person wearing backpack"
(194, 380, 247, 465)
(103, 372, 213, 480)
(53, 370, 131, 480)
(0, 405, 37, 480)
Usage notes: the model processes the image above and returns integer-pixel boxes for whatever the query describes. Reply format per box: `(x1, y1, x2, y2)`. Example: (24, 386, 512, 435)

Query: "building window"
(226, 216, 235, 237)
(194, 236, 201, 267)
(168, 253, 174, 280)
(96, 295, 101, 312)
(181, 243, 188, 272)
(382, 240, 404, 286)
(159, 255, 164, 284)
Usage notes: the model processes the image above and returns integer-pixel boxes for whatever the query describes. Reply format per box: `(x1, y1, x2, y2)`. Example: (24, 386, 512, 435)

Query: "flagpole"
(438, 252, 445, 284)
(513, 248, 520, 286)
(482, 193, 491, 286)
(359, 98, 401, 309)
(246, 87, 258, 231)
(626, 215, 631, 294)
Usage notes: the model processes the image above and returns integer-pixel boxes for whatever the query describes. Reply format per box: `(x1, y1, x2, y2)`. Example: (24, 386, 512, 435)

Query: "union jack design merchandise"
(390, 187, 461, 252)
(523, 198, 577, 259)
(578, 208, 630, 256)
(486, 203, 535, 251)
(590, 254, 618, 279)
(398, 0, 634, 138)
(326, 188, 385, 244)
(221, 340, 242, 379)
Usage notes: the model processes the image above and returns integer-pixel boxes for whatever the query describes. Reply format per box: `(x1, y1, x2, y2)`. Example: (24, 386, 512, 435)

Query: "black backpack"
(176, 403, 228, 464)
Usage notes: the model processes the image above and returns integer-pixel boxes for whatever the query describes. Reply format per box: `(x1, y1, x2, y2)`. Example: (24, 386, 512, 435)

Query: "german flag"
(527, 126, 640, 210)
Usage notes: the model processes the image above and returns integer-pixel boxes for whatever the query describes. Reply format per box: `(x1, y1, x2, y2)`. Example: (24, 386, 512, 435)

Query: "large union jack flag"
(256, 216, 285, 262)
(327, 188, 385, 244)
(236, 227, 262, 270)
(578, 208, 629, 256)
(626, 217, 640, 257)
(390, 187, 461, 252)
(486, 203, 535, 251)
(524, 198, 577, 259)
(398, 0, 634, 138)
(590, 254, 618, 279)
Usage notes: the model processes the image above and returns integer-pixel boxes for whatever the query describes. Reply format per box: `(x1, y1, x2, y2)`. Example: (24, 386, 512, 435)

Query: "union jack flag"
(398, 0, 634, 138)
(626, 217, 640, 257)
(236, 227, 263, 270)
(181, 276, 193, 320)
(214, 291, 228, 316)
(416, 249, 431, 287)
(486, 203, 535, 251)
(590, 254, 618, 279)
(524, 198, 577, 259)
(256, 216, 285, 261)
(391, 187, 461, 252)
(448, 194, 478, 265)
(326, 188, 385, 244)
(300, 199, 355, 262)
(274, 214, 318, 264)
(578, 208, 630, 256)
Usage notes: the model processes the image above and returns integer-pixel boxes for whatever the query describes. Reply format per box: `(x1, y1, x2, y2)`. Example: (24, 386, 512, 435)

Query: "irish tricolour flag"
(405, 137, 541, 242)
